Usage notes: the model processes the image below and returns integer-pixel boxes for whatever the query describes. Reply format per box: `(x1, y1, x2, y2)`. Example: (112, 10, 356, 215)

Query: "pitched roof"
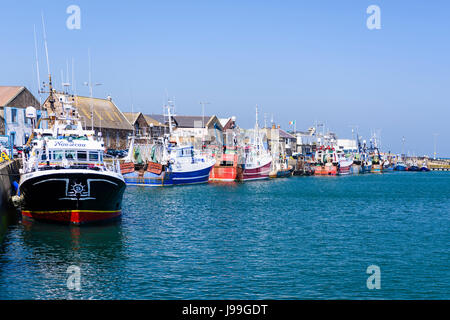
(0, 86, 24, 106)
(279, 129, 296, 139)
(143, 114, 166, 127)
(145, 114, 166, 125)
(173, 115, 212, 128)
(44, 93, 133, 131)
(219, 117, 231, 127)
(123, 112, 141, 125)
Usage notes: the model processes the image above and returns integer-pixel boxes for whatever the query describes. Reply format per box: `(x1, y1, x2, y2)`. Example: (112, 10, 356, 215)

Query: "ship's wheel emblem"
(71, 183, 85, 195)
(67, 181, 89, 198)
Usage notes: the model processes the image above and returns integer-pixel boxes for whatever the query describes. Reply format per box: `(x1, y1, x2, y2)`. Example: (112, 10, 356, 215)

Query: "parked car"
(106, 149, 128, 158)
(13, 146, 23, 158)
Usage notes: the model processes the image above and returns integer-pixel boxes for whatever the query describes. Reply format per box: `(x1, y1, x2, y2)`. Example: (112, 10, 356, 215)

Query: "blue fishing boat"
(121, 102, 215, 186)
(420, 160, 430, 172)
(394, 161, 407, 171)
(122, 144, 215, 186)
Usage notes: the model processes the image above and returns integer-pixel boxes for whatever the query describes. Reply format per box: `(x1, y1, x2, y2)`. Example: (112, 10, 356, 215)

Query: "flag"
(289, 120, 295, 125)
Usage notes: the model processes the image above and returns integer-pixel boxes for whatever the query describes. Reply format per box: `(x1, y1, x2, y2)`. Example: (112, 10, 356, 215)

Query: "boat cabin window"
(77, 151, 87, 161)
(65, 150, 77, 160)
(89, 151, 99, 162)
(53, 150, 64, 161)
(178, 148, 193, 157)
(40, 149, 102, 163)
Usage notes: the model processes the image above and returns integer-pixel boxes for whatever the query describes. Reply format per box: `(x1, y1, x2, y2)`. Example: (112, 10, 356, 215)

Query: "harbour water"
(0, 172, 449, 299)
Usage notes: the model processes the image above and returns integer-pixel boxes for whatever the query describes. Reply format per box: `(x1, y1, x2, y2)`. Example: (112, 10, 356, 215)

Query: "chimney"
(272, 124, 276, 129)
(278, 125, 280, 129)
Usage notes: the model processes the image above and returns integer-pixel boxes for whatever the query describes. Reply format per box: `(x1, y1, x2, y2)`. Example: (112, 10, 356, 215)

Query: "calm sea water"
(0, 172, 449, 299)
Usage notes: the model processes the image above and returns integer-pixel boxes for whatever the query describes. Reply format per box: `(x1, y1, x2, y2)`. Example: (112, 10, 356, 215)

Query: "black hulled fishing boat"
(19, 80, 126, 225)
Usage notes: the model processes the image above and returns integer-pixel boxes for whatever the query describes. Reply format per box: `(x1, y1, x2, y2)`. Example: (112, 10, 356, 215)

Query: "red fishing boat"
(239, 153, 272, 181)
(209, 151, 242, 182)
(314, 146, 338, 176)
(237, 105, 272, 181)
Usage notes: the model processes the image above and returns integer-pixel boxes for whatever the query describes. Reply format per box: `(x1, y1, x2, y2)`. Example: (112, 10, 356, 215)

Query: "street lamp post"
(199, 101, 210, 145)
(433, 133, 439, 159)
(84, 49, 102, 131)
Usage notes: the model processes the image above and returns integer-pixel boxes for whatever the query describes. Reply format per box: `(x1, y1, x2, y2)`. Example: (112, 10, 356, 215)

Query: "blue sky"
(1, 1, 449, 156)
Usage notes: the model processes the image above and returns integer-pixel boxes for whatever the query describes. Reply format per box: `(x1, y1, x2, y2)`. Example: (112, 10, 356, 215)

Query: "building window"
(11, 109, 17, 123)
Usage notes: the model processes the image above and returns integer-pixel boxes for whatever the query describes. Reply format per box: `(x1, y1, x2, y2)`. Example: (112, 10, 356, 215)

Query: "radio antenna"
(33, 24, 42, 107)
(41, 11, 55, 112)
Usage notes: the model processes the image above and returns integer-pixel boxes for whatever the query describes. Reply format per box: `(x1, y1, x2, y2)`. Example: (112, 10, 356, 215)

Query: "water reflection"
(1, 219, 128, 299)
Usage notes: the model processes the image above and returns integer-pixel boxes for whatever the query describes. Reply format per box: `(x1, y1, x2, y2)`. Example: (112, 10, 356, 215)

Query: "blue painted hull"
(123, 165, 213, 186)
(172, 166, 213, 185)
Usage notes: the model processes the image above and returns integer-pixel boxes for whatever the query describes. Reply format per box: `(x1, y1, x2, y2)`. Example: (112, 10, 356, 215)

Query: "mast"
(41, 12, 55, 113)
(167, 99, 173, 135)
(33, 25, 42, 107)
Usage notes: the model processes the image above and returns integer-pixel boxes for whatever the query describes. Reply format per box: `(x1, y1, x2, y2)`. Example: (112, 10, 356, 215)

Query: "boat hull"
(19, 169, 126, 225)
(314, 164, 337, 176)
(351, 164, 362, 174)
(209, 154, 240, 182)
(371, 164, 383, 173)
(209, 166, 239, 181)
(269, 169, 292, 178)
(362, 164, 372, 173)
(338, 161, 353, 175)
(172, 165, 214, 185)
(124, 164, 213, 186)
(123, 170, 173, 186)
(239, 160, 271, 181)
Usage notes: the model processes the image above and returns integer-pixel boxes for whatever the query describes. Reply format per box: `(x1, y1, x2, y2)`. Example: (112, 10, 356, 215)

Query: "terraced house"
(0, 86, 43, 147)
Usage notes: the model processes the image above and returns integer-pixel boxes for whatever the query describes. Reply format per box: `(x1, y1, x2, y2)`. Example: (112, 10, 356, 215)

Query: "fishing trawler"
(268, 128, 292, 178)
(314, 146, 338, 176)
(420, 160, 430, 172)
(407, 159, 420, 171)
(371, 154, 383, 173)
(209, 147, 242, 182)
(19, 82, 126, 224)
(238, 106, 272, 181)
(336, 150, 353, 175)
(121, 102, 215, 186)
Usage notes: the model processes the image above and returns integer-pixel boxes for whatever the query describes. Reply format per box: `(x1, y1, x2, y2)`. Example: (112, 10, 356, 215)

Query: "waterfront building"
(124, 112, 167, 140)
(142, 114, 167, 138)
(336, 139, 358, 153)
(43, 93, 133, 149)
(264, 124, 296, 157)
(124, 112, 150, 136)
(0, 86, 43, 146)
(146, 114, 224, 146)
(294, 127, 318, 156)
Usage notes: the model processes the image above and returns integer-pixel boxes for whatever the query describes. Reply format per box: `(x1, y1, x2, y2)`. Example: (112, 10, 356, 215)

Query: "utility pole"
(84, 49, 102, 131)
(199, 101, 210, 128)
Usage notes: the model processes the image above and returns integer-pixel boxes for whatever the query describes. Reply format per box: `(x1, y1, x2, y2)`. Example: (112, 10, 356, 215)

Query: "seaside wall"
(0, 159, 20, 242)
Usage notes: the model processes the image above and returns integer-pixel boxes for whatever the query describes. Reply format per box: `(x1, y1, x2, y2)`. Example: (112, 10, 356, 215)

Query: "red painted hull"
(22, 210, 121, 225)
(209, 166, 239, 182)
(239, 161, 271, 181)
(338, 164, 352, 175)
(209, 154, 240, 182)
(314, 165, 337, 176)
